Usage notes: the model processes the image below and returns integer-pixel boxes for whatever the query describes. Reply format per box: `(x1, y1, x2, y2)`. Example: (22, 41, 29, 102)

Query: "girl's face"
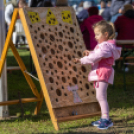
(94, 27, 108, 44)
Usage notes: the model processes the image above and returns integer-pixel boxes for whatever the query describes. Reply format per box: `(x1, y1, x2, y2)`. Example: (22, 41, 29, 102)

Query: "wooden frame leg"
(52, 120, 60, 131)
(34, 90, 44, 115)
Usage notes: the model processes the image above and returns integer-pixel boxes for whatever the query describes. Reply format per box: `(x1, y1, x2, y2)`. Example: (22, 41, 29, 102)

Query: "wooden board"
(20, 7, 100, 128)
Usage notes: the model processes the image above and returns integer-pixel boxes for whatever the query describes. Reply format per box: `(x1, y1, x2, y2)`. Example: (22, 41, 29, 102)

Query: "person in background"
(101, 0, 112, 21)
(80, 6, 103, 50)
(18, 0, 27, 8)
(99, 0, 106, 15)
(77, 1, 93, 23)
(55, 0, 68, 7)
(5, 0, 19, 26)
(72, 4, 78, 13)
(114, 4, 134, 72)
(76, 1, 84, 15)
(110, 0, 132, 23)
(74, 20, 121, 130)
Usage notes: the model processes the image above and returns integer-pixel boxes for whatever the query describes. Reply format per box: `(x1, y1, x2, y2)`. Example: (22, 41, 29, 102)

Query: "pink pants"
(95, 81, 109, 119)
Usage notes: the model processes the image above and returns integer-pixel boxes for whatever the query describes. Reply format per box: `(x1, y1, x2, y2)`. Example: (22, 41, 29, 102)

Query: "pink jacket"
(80, 15, 103, 50)
(80, 40, 121, 84)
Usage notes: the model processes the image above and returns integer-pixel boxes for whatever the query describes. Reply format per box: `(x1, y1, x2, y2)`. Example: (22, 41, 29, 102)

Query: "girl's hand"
(83, 50, 90, 56)
(73, 58, 80, 63)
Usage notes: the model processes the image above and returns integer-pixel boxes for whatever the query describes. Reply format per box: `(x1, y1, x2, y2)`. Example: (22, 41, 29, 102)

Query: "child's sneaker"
(91, 118, 102, 126)
(97, 119, 113, 129)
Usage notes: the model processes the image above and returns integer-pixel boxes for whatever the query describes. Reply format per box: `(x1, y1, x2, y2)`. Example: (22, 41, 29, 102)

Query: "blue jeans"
(110, 13, 122, 23)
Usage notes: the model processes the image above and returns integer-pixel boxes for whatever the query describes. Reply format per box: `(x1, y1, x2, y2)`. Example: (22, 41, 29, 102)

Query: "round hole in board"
(70, 27, 74, 33)
(68, 55, 71, 60)
(65, 67, 68, 70)
(46, 70, 48, 73)
(56, 89, 62, 96)
(49, 77, 54, 83)
(77, 51, 82, 57)
(73, 66, 77, 72)
(39, 54, 42, 57)
(87, 93, 89, 96)
(30, 25, 32, 28)
(51, 87, 53, 90)
(92, 91, 95, 95)
(38, 27, 40, 31)
(43, 63, 45, 66)
(37, 44, 39, 47)
(58, 32, 63, 38)
(69, 83, 72, 86)
(34, 36, 37, 39)
(72, 77, 77, 84)
(59, 23, 62, 26)
(56, 98, 58, 102)
(81, 88, 83, 91)
(62, 86, 64, 89)
(42, 25, 44, 28)
(85, 83, 89, 89)
(62, 77, 66, 83)
(68, 42, 73, 48)
(58, 45, 63, 51)
(50, 34, 55, 41)
(45, 58, 48, 61)
(81, 66, 87, 73)
(64, 93, 67, 96)
(57, 61, 63, 68)
(49, 63, 53, 69)
(42, 47, 47, 54)
(51, 49, 55, 55)
(34, 30, 37, 34)
(55, 27, 57, 31)
(40, 33, 45, 40)
(76, 39, 79, 42)
(90, 83, 93, 86)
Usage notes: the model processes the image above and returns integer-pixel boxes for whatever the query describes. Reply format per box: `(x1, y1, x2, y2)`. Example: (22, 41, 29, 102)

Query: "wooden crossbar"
(0, 98, 42, 106)
(57, 112, 101, 122)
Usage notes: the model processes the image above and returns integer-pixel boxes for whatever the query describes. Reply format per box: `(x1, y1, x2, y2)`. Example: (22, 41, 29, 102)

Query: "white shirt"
(5, 3, 14, 25)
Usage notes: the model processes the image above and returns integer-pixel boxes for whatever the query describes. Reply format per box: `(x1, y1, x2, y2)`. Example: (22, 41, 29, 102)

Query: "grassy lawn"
(1, 48, 134, 134)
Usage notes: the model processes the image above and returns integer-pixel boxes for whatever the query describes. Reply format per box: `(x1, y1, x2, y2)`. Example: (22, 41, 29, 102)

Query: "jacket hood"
(87, 15, 103, 25)
(107, 39, 122, 60)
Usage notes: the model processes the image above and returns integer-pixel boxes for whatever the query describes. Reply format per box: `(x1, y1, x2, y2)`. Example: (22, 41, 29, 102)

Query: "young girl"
(74, 20, 121, 129)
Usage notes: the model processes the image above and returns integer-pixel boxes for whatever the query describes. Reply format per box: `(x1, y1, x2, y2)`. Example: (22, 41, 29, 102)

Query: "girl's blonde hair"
(93, 20, 115, 39)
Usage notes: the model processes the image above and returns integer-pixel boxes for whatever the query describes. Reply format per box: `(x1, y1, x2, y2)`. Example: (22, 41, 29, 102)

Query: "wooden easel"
(0, 8, 101, 131)
(0, 9, 43, 116)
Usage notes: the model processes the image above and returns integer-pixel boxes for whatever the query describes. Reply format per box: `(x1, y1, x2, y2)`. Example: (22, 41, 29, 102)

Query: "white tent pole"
(0, 0, 9, 118)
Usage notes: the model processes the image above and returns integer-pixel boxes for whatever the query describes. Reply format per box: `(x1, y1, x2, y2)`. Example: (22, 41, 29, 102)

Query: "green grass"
(1, 48, 134, 133)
